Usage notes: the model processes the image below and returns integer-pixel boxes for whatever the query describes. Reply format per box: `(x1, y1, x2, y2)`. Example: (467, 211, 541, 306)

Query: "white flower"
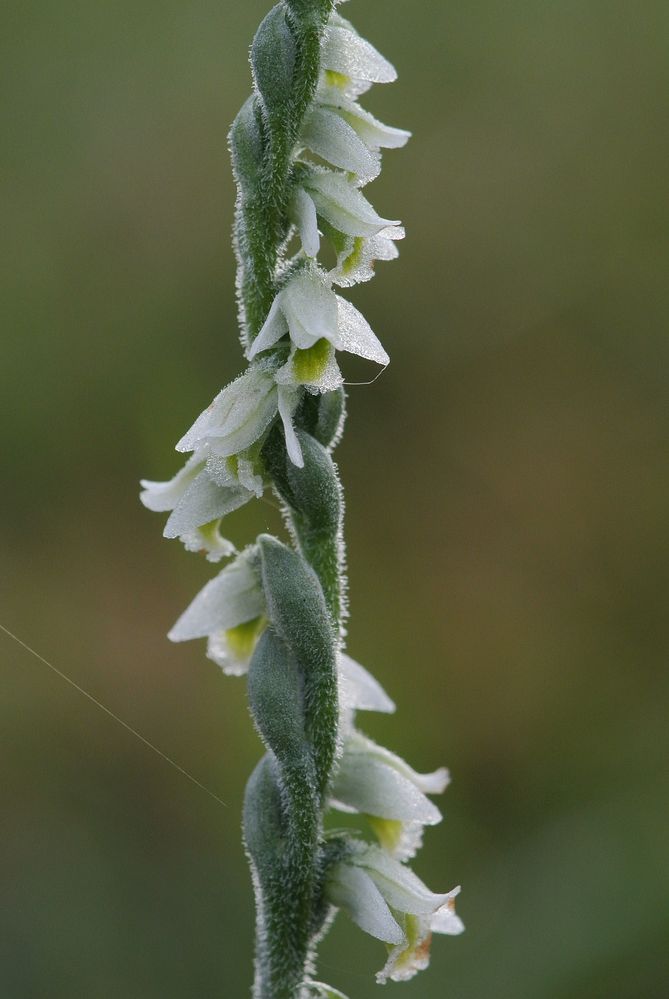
(168, 547, 266, 674)
(289, 167, 400, 259)
(377, 893, 464, 985)
(321, 16, 398, 94)
(327, 845, 463, 985)
(331, 731, 449, 860)
(175, 362, 305, 470)
(247, 271, 389, 391)
(176, 365, 278, 458)
(140, 449, 243, 562)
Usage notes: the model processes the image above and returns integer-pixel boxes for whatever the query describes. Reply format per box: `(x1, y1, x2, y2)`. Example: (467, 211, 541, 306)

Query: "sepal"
(168, 546, 265, 643)
(300, 106, 381, 182)
(176, 364, 278, 458)
(338, 652, 396, 716)
(321, 23, 397, 86)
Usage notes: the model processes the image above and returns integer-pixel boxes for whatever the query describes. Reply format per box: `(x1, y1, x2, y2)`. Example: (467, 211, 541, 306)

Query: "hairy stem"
(234, 2, 341, 995)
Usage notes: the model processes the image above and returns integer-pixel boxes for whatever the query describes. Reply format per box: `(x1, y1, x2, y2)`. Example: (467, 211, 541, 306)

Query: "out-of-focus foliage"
(2, 1, 668, 996)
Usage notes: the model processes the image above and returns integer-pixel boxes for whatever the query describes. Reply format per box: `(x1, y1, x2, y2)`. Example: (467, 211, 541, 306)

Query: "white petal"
(335, 296, 389, 366)
(331, 752, 443, 825)
(338, 652, 396, 713)
(322, 26, 397, 85)
(301, 107, 380, 182)
(247, 297, 289, 359)
(277, 385, 304, 467)
(335, 100, 411, 150)
(207, 631, 250, 676)
(354, 847, 454, 916)
(431, 889, 465, 936)
(281, 272, 340, 350)
(367, 817, 426, 862)
(290, 187, 320, 257)
(376, 912, 433, 984)
(163, 470, 250, 538)
(139, 451, 205, 512)
(168, 555, 265, 642)
(176, 368, 277, 455)
(348, 731, 450, 796)
(179, 524, 235, 563)
(327, 864, 405, 944)
(305, 169, 399, 237)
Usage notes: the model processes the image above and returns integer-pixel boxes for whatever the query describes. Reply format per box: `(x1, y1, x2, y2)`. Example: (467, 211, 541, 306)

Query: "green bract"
(140, 3, 461, 996)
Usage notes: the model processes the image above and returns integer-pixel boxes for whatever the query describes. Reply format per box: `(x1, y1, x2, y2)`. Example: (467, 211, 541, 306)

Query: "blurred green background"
(3, 1, 669, 996)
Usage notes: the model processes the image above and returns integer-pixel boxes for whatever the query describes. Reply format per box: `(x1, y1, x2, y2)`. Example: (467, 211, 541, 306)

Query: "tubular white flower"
(327, 844, 463, 984)
(377, 891, 465, 985)
(141, 450, 245, 561)
(162, 469, 250, 541)
(168, 547, 265, 647)
(330, 731, 447, 860)
(248, 270, 389, 371)
(321, 18, 397, 89)
(176, 364, 278, 458)
(291, 167, 400, 259)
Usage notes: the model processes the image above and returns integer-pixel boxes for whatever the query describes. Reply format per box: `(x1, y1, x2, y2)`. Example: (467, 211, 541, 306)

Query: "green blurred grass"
(2, 1, 668, 996)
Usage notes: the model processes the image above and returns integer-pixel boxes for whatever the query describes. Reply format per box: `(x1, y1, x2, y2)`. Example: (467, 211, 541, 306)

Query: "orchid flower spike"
(140, 2, 460, 995)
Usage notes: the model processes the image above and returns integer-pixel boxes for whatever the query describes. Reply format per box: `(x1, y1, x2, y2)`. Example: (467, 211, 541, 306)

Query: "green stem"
(233, 3, 342, 996)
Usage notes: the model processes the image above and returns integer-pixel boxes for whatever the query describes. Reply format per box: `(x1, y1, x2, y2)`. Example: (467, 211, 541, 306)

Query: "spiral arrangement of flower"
(141, 2, 462, 995)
